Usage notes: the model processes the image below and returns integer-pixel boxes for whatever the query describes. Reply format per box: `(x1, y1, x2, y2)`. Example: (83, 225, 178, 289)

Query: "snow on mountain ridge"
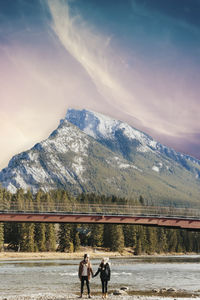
(0, 120, 90, 193)
(66, 108, 157, 153)
(66, 108, 120, 140)
(1, 118, 141, 194)
(66, 109, 200, 168)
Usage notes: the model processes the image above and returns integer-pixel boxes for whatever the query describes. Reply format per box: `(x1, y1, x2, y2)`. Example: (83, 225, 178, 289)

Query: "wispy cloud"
(47, 0, 200, 139)
(47, 0, 139, 120)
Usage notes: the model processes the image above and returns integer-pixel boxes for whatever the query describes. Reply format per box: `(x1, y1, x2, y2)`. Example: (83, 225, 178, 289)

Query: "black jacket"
(94, 263, 111, 281)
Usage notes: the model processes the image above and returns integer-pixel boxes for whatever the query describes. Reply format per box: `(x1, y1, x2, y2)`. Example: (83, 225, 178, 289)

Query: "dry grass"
(0, 247, 134, 260)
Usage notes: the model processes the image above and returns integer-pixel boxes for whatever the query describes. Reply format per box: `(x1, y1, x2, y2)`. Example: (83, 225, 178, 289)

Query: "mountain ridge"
(66, 108, 200, 171)
(0, 108, 200, 206)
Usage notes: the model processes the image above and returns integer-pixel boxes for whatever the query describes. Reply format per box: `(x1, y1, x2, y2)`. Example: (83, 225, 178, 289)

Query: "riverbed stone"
(160, 288, 167, 293)
(120, 286, 129, 291)
(167, 288, 177, 292)
(152, 289, 159, 293)
(113, 289, 128, 295)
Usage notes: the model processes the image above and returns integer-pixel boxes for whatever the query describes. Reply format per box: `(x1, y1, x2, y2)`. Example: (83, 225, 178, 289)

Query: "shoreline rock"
(113, 289, 128, 296)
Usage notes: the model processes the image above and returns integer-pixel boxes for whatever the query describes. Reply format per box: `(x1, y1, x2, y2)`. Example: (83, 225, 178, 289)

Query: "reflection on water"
(0, 255, 200, 297)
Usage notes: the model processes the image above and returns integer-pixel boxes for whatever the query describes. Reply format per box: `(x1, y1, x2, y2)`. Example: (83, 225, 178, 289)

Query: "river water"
(0, 255, 200, 299)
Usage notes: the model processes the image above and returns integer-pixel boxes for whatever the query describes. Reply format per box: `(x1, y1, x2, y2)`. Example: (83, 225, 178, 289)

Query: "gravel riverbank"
(0, 294, 199, 300)
(0, 288, 199, 300)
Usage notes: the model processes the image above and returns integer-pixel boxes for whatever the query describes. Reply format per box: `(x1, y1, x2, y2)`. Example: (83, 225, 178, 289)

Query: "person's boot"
(88, 294, 92, 298)
(78, 294, 83, 298)
(102, 293, 105, 298)
(105, 293, 108, 298)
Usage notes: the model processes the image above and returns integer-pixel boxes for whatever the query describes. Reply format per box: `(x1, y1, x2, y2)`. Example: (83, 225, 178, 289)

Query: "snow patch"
(152, 166, 159, 172)
(72, 156, 85, 179)
(14, 172, 30, 190)
(6, 183, 17, 194)
(149, 140, 157, 149)
(119, 163, 131, 169)
(137, 145, 149, 153)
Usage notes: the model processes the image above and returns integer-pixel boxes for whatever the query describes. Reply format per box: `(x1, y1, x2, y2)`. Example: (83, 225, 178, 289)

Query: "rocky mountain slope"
(1, 108, 200, 206)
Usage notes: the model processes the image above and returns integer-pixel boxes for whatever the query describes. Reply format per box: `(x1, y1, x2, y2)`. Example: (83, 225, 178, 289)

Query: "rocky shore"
(0, 288, 199, 300)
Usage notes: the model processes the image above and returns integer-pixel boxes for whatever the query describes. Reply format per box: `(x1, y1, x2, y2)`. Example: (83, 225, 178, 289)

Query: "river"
(0, 255, 200, 299)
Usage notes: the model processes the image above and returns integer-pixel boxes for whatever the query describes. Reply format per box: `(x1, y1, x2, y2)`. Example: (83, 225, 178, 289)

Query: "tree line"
(0, 187, 200, 254)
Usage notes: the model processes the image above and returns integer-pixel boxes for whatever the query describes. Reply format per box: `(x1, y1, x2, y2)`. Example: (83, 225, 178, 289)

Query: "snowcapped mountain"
(66, 109, 200, 175)
(0, 120, 143, 197)
(1, 108, 200, 206)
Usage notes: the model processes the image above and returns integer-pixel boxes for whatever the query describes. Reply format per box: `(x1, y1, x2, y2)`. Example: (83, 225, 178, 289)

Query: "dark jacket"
(94, 262, 111, 281)
(79, 260, 93, 280)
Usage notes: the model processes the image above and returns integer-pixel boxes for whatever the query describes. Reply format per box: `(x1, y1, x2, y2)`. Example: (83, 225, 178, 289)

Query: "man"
(78, 254, 93, 298)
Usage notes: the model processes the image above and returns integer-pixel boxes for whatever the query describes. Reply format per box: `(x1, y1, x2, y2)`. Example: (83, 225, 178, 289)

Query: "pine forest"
(0, 186, 200, 254)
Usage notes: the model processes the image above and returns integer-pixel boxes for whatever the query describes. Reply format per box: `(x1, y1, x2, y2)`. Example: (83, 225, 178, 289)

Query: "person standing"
(79, 254, 93, 298)
(93, 258, 111, 298)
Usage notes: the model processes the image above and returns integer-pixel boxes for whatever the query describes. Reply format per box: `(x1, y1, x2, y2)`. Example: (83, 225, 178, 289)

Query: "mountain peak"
(65, 108, 157, 152)
(65, 108, 120, 139)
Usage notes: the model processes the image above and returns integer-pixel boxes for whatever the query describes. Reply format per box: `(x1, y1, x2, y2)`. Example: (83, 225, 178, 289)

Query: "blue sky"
(0, 0, 200, 168)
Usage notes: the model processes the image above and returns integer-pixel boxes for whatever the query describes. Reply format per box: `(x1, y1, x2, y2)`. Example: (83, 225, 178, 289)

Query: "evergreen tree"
(185, 231, 194, 252)
(25, 190, 34, 212)
(132, 226, 137, 250)
(74, 231, 81, 251)
(123, 225, 133, 247)
(90, 224, 104, 247)
(6, 222, 21, 251)
(139, 226, 148, 253)
(109, 225, 124, 252)
(146, 227, 157, 254)
(19, 223, 35, 252)
(34, 189, 43, 211)
(44, 192, 55, 212)
(193, 232, 200, 253)
(139, 195, 145, 205)
(10, 188, 25, 211)
(157, 228, 168, 253)
(176, 230, 184, 253)
(135, 239, 142, 255)
(25, 223, 35, 252)
(103, 224, 112, 248)
(35, 223, 46, 251)
(45, 223, 56, 251)
(167, 229, 178, 252)
(58, 224, 74, 252)
(72, 225, 81, 252)
(0, 223, 4, 251)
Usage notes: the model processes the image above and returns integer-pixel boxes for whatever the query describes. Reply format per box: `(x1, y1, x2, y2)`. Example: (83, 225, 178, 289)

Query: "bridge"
(0, 203, 200, 230)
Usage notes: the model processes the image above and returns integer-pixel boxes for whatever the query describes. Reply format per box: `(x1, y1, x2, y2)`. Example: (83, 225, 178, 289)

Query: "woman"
(93, 258, 111, 298)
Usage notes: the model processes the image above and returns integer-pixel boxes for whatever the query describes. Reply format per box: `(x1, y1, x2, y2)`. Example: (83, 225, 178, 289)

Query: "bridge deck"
(0, 212, 200, 230)
(0, 203, 200, 229)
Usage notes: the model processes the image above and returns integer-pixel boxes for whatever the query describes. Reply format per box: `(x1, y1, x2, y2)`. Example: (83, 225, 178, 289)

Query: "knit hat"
(102, 257, 109, 264)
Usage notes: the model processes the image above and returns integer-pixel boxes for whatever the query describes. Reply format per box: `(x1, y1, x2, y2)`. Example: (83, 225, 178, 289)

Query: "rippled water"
(0, 255, 200, 298)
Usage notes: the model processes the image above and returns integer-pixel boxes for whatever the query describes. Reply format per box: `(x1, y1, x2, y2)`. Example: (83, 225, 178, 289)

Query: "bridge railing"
(0, 201, 200, 219)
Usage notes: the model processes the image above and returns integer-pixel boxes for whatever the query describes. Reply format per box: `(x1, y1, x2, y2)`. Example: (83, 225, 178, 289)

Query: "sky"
(0, 0, 200, 169)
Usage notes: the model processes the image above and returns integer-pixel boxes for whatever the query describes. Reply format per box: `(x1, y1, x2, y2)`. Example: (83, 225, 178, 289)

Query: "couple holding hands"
(78, 254, 111, 299)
